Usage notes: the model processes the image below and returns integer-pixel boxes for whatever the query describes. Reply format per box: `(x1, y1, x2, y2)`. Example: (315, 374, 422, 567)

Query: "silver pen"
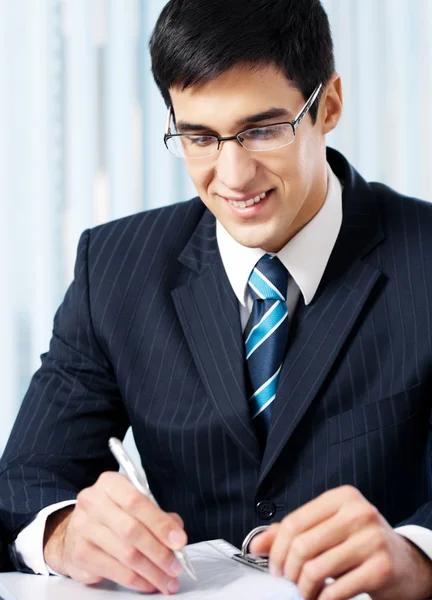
(108, 437, 197, 581)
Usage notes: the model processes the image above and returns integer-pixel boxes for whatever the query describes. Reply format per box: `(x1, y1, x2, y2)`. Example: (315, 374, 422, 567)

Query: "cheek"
(185, 164, 213, 194)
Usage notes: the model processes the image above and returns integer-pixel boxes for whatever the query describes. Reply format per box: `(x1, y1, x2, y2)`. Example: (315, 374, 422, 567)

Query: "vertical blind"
(0, 0, 431, 452)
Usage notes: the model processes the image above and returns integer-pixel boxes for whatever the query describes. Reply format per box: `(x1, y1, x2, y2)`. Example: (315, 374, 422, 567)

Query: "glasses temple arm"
(293, 83, 323, 129)
(165, 107, 172, 135)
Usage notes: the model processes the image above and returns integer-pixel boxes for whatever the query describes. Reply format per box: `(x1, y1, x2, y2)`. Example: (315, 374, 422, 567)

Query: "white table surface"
(0, 540, 372, 600)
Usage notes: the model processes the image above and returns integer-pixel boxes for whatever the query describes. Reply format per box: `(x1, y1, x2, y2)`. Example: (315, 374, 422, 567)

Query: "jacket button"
(256, 500, 276, 520)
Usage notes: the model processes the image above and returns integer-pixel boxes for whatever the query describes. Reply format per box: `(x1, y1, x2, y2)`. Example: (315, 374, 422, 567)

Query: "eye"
(184, 135, 216, 147)
(242, 126, 280, 140)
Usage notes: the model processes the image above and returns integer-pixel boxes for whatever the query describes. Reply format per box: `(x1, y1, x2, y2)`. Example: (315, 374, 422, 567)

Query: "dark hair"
(150, 0, 335, 124)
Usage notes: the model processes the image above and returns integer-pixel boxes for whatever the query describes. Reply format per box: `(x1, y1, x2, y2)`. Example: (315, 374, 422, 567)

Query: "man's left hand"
(249, 486, 432, 600)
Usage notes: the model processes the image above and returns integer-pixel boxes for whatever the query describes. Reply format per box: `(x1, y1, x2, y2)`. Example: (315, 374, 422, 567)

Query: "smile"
(227, 191, 268, 209)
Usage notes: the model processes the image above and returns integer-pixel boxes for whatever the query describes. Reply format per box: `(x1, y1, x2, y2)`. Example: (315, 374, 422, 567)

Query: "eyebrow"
(175, 107, 294, 133)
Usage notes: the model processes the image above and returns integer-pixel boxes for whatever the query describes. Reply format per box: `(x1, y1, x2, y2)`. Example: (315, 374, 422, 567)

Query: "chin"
(233, 233, 273, 250)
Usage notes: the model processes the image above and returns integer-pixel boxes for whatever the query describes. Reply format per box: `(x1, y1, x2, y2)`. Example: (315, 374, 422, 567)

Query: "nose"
(215, 139, 257, 192)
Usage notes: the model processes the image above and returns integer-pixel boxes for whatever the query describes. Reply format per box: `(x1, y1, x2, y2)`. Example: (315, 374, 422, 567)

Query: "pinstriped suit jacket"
(1, 148, 432, 555)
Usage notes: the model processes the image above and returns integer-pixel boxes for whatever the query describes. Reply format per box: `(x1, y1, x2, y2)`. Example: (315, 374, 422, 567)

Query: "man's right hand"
(43, 471, 188, 595)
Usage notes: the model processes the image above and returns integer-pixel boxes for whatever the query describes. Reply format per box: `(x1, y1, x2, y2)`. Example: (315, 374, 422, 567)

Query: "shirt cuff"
(395, 525, 432, 561)
(13, 500, 77, 575)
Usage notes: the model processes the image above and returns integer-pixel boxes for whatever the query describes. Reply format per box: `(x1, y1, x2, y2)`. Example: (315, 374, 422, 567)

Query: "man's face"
(170, 64, 341, 252)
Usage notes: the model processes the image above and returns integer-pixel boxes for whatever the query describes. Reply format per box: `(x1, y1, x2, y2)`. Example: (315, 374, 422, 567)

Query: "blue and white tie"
(244, 254, 289, 443)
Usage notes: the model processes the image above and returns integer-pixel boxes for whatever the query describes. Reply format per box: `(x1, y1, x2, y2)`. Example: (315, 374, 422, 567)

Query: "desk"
(0, 541, 372, 600)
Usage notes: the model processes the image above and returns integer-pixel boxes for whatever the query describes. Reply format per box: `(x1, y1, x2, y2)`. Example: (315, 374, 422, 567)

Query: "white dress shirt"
(14, 163, 432, 574)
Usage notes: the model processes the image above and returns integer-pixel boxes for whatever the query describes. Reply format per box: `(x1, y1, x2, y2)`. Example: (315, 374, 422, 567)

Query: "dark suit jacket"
(1, 148, 432, 555)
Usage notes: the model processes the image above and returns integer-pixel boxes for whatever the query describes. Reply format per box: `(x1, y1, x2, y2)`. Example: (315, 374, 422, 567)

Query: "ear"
(320, 73, 343, 135)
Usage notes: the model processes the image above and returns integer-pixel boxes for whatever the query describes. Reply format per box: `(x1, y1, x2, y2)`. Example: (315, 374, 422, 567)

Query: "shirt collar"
(216, 162, 343, 306)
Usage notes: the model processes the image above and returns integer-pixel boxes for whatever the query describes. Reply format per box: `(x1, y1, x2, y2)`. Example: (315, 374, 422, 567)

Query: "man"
(0, 0, 432, 598)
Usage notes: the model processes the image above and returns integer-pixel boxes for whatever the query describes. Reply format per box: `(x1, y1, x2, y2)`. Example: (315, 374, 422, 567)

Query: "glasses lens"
(239, 124, 294, 151)
(166, 135, 218, 158)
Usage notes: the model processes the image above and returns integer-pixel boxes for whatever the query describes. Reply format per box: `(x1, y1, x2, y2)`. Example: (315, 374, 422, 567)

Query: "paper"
(0, 540, 371, 600)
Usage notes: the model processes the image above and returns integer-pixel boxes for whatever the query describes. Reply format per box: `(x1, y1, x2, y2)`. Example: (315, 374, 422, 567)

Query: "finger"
(82, 520, 181, 594)
(168, 513, 184, 529)
(282, 512, 353, 583)
(249, 525, 279, 555)
(69, 539, 161, 594)
(268, 486, 363, 576)
(317, 553, 392, 600)
(297, 527, 385, 600)
(97, 472, 187, 550)
(78, 492, 182, 578)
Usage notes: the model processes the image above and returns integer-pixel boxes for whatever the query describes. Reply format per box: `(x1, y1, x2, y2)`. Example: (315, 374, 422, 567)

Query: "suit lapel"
(172, 210, 261, 468)
(171, 151, 387, 479)
(259, 151, 386, 484)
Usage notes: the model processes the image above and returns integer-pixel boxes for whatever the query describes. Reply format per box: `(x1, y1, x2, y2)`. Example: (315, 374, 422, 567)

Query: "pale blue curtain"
(0, 0, 431, 452)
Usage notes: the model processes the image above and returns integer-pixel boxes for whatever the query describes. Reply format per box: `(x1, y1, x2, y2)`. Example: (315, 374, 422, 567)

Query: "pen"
(108, 437, 197, 581)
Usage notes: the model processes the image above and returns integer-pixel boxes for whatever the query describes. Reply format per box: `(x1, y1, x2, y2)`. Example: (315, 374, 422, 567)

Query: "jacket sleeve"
(396, 502, 432, 533)
(0, 229, 129, 545)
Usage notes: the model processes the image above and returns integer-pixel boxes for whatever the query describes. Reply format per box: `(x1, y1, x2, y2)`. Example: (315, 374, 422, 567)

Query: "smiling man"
(168, 64, 332, 253)
(1, 1, 432, 599)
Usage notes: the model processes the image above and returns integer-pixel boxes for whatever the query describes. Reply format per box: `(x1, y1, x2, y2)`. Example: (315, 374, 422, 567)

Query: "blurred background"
(0, 0, 431, 453)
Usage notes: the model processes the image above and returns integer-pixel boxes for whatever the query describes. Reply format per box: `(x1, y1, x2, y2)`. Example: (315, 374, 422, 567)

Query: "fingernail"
(169, 559, 184, 577)
(167, 579, 179, 594)
(168, 530, 186, 550)
(269, 562, 282, 577)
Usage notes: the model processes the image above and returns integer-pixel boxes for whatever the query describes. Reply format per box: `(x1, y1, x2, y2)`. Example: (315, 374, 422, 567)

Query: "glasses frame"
(164, 82, 323, 159)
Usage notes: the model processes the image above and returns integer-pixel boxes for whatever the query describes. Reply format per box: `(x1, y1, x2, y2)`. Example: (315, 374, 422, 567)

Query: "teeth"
(228, 191, 268, 208)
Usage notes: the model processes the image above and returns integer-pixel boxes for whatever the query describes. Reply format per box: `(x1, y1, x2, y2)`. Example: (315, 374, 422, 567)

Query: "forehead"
(169, 63, 301, 129)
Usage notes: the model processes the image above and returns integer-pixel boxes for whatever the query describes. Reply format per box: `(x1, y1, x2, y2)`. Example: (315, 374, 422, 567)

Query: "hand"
(43, 471, 188, 595)
(249, 486, 432, 600)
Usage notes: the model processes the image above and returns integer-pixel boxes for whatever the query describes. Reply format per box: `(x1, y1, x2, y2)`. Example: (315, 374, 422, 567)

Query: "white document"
(0, 539, 371, 600)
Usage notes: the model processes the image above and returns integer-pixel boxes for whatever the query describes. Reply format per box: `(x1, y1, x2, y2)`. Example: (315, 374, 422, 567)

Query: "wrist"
(402, 537, 432, 599)
(43, 506, 74, 575)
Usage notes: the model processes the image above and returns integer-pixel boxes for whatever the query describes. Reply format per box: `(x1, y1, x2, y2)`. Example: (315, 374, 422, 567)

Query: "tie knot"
(248, 254, 288, 301)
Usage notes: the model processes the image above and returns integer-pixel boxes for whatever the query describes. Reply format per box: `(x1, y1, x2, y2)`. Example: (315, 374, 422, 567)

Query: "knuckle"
(124, 570, 147, 590)
(122, 545, 141, 565)
(302, 560, 320, 583)
(151, 542, 172, 565)
(281, 517, 296, 538)
(73, 539, 91, 564)
(137, 531, 172, 566)
(98, 471, 115, 485)
(157, 519, 181, 542)
(340, 484, 362, 501)
(320, 589, 338, 600)
(138, 581, 157, 594)
(369, 529, 387, 552)
(168, 512, 184, 528)
(76, 488, 93, 509)
(291, 537, 308, 560)
(374, 553, 394, 583)
(69, 508, 86, 531)
(120, 518, 141, 543)
(358, 502, 380, 524)
(123, 491, 143, 514)
(124, 570, 141, 588)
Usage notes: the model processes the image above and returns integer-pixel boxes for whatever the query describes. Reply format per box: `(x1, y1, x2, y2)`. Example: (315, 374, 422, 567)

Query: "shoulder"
(370, 182, 432, 237)
(85, 197, 206, 259)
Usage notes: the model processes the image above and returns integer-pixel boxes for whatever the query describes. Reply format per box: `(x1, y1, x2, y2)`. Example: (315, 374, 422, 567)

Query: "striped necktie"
(244, 254, 289, 443)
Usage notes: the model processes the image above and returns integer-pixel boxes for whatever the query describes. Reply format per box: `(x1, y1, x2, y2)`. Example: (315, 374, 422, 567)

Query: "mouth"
(227, 191, 268, 208)
(222, 189, 274, 216)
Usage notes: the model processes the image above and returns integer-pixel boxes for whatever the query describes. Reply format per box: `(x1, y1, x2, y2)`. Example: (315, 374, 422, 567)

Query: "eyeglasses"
(164, 83, 322, 159)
